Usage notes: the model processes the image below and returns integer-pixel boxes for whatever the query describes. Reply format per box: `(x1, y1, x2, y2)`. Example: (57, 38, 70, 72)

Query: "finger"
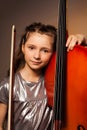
(76, 34, 84, 45)
(67, 37, 77, 51)
(66, 35, 72, 47)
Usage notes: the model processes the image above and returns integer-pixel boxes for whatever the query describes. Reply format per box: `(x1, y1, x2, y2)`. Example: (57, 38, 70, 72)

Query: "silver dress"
(0, 72, 53, 130)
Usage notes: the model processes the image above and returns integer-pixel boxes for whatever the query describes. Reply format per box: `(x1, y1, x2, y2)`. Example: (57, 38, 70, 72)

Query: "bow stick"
(8, 25, 16, 130)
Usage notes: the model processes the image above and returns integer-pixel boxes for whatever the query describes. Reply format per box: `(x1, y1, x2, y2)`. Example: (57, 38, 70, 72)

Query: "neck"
(19, 65, 42, 82)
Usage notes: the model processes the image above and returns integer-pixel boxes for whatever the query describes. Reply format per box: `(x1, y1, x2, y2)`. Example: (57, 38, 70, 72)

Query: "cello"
(45, 0, 87, 129)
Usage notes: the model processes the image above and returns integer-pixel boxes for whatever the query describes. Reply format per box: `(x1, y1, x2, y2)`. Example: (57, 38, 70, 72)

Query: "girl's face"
(22, 32, 54, 72)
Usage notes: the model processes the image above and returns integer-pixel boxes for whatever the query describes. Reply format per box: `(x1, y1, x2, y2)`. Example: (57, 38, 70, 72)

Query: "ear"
(22, 44, 25, 54)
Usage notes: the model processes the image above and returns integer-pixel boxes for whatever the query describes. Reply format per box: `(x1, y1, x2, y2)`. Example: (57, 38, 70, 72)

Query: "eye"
(43, 49, 49, 53)
(42, 49, 50, 53)
(28, 46, 35, 50)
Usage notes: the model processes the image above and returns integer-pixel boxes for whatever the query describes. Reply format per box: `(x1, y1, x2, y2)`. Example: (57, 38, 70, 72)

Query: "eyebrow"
(28, 44, 52, 51)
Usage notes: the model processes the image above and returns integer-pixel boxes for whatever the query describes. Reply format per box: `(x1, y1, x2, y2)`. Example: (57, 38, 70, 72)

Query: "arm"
(0, 103, 7, 130)
(66, 34, 87, 51)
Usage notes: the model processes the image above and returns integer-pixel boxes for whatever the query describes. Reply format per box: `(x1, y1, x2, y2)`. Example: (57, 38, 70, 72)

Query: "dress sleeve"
(0, 78, 9, 105)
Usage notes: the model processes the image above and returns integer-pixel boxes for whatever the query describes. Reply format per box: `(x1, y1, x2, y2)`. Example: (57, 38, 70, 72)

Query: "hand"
(66, 34, 87, 51)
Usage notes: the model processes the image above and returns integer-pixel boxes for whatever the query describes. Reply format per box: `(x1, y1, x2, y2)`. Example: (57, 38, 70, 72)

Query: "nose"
(34, 50, 40, 60)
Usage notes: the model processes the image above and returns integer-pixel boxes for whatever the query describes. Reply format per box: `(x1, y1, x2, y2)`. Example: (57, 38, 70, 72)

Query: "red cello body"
(45, 45, 87, 129)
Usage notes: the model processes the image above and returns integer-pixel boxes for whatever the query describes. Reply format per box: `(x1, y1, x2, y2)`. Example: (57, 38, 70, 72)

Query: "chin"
(31, 65, 45, 71)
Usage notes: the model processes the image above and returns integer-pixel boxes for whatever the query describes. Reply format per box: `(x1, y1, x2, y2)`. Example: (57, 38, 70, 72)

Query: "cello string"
(53, 0, 66, 129)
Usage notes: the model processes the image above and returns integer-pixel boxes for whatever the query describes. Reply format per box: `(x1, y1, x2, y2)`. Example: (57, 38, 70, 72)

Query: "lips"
(31, 61, 42, 65)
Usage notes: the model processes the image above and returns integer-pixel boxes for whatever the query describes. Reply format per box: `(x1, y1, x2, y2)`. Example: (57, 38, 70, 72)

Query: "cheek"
(42, 54, 52, 64)
(23, 51, 31, 61)
(24, 49, 32, 57)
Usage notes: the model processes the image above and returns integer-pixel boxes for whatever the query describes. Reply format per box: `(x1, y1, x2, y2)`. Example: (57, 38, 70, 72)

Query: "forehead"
(27, 32, 54, 39)
(26, 32, 54, 46)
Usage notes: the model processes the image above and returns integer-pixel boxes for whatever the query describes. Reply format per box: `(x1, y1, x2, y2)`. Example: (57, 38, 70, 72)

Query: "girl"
(0, 22, 86, 130)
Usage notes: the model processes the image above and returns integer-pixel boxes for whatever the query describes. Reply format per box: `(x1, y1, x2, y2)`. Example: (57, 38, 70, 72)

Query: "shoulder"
(0, 76, 9, 89)
(0, 77, 9, 104)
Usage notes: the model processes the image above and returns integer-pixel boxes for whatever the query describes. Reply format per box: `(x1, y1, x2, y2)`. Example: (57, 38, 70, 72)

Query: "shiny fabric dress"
(0, 72, 53, 130)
